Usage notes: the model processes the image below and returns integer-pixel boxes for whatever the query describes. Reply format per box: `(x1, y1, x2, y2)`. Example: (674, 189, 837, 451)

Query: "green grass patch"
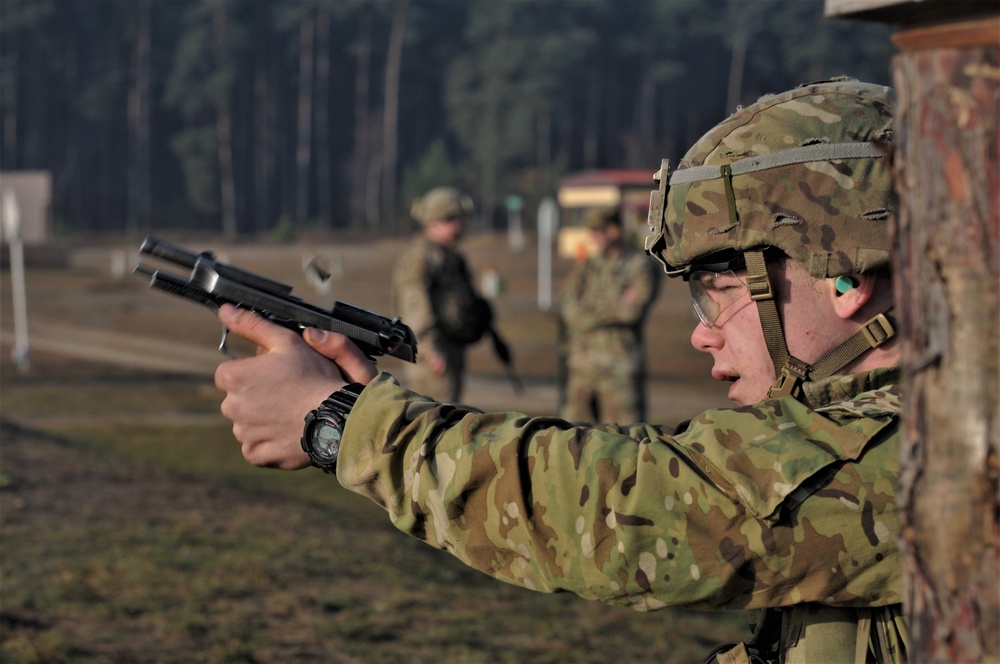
(2, 353, 748, 662)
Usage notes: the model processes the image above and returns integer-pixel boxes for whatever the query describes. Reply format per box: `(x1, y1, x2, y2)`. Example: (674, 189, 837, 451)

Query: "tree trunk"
(253, 58, 271, 234)
(314, 3, 332, 228)
(628, 74, 655, 168)
(350, 10, 372, 230)
(480, 98, 497, 231)
(251, 2, 277, 236)
(127, 0, 152, 235)
(61, 33, 83, 230)
(382, 0, 408, 231)
(891, 17, 1000, 662)
(295, 1, 316, 231)
(2, 32, 16, 164)
(213, 3, 237, 240)
(725, 0, 749, 115)
(537, 108, 551, 180)
(583, 69, 599, 168)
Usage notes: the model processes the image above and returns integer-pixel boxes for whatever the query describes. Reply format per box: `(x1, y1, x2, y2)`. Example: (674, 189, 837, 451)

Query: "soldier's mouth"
(711, 368, 738, 382)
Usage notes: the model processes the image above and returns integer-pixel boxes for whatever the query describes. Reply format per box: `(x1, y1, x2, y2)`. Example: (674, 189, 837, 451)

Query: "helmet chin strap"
(743, 249, 899, 401)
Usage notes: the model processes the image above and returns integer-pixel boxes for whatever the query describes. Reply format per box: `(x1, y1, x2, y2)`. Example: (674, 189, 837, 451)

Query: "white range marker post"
(536, 196, 558, 312)
(2, 190, 30, 372)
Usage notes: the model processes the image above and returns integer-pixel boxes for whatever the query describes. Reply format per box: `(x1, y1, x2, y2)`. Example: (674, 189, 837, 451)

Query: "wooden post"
(826, 2, 999, 661)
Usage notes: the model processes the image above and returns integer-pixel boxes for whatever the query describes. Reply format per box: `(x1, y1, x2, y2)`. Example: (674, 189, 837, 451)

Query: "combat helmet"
(411, 187, 475, 226)
(645, 78, 898, 400)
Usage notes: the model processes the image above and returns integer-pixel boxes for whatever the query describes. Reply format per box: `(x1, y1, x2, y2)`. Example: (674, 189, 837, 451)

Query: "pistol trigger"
(219, 325, 237, 359)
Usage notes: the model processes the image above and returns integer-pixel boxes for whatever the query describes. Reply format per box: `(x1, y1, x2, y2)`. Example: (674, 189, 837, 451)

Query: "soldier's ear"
(829, 273, 876, 320)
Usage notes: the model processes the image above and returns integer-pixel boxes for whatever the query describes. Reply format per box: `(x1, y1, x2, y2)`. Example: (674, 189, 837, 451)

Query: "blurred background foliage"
(0, 0, 895, 238)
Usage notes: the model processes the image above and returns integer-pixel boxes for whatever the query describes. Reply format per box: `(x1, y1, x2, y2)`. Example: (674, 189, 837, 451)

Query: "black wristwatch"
(300, 383, 365, 474)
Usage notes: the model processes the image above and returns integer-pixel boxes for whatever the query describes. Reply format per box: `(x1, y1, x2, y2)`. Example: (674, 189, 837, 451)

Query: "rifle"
(486, 326, 523, 394)
(133, 236, 418, 363)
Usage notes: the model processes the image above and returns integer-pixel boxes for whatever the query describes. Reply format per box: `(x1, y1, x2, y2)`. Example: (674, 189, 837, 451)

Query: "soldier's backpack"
(424, 246, 522, 392)
(431, 283, 494, 346)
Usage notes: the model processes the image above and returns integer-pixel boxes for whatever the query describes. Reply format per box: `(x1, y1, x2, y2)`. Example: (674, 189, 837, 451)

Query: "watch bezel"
(300, 383, 364, 474)
(302, 408, 347, 473)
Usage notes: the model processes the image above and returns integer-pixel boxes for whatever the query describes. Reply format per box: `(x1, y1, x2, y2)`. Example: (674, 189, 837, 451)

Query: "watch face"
(310, 416, 343, 461)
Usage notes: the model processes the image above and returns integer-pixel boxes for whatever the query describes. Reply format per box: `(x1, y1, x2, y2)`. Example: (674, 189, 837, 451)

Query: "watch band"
(324, 382, 365, 415)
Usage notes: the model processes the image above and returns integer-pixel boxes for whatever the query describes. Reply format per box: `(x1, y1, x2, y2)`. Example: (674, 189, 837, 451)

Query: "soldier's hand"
(214, 304, 374, 469)
(425, 349, 447, 376)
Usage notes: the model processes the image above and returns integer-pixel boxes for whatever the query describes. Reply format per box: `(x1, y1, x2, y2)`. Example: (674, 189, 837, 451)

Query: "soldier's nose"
(690, 320, 723, 354)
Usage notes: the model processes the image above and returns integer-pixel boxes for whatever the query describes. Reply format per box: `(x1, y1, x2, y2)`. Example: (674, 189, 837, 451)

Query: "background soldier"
(215, 79, 907, 663)
(391, 186, 482, 402)
(559, 207, 660, 423)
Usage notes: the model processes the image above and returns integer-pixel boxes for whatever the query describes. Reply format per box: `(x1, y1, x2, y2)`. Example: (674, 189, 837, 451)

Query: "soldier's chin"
(728, 379, 742, 404)
(728, 378, 758, 406)
(732, 378, 776, 405)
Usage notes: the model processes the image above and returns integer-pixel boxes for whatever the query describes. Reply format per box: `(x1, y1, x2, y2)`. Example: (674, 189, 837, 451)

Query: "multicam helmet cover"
(411, 187, 475, 225)
(646, 78, 894, 279)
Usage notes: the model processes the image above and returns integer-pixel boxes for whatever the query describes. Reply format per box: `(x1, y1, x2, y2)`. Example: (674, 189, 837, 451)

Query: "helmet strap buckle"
(746, 272, 774, 301)
(860, 312, 896, 348)
(767, 357, 811, 400)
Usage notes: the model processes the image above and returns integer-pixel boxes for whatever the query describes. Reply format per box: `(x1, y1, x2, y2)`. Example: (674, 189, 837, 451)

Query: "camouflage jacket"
(560, 247, 660, 371)
(338, 367, 902, 613)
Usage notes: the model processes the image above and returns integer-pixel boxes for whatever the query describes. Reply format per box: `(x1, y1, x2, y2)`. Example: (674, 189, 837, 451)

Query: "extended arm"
(213, 309, 902, 613)
(337, 374, 902, 612)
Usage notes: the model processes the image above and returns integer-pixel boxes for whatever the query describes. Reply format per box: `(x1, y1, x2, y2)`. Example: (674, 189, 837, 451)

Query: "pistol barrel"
(139, 236, 205, 269)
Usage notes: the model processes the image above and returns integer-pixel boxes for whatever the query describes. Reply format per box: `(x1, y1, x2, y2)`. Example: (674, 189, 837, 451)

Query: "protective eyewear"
(688, 269, 749, 327)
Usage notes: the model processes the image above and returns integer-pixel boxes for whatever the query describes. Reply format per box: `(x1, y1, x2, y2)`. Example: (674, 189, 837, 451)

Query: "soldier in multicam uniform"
(215, 79, 908, 663)
(391, 186, 478, 402)
(560, 207, 660, 424)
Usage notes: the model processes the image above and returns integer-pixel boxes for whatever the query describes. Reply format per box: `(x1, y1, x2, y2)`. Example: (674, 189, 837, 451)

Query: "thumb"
(218, 304, 295, 352)
(303, 327, 378, 384)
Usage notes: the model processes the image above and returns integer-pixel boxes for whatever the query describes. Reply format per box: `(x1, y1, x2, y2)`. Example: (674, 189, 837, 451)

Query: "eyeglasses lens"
(689, 270, 748, 327)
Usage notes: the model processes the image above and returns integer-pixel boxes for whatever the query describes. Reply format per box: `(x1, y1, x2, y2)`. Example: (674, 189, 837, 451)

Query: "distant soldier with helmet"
(391, 186, 485, 402)
(559, 206, 660, 424)
(216, 79, 908, 663)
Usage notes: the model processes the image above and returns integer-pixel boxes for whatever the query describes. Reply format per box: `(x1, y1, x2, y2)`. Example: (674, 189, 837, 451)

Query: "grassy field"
(0, 232, 745, 663)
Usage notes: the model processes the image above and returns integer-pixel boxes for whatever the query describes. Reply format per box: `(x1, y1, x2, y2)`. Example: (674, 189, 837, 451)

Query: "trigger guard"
(218, 325, 237, 359)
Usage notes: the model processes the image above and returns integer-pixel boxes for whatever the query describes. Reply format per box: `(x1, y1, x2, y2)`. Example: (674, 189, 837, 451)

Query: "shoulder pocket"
(677, 400, 895, 524)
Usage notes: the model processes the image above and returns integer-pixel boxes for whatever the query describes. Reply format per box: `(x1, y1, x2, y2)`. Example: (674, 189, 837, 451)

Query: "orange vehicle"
(555, 169, 653, 261)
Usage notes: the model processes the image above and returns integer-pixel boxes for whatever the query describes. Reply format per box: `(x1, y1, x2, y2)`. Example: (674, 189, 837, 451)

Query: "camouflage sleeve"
(338, 373, 902, 612)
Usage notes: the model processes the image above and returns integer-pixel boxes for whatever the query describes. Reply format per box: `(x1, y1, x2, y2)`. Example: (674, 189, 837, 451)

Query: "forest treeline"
(0, 0, 896, 238)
